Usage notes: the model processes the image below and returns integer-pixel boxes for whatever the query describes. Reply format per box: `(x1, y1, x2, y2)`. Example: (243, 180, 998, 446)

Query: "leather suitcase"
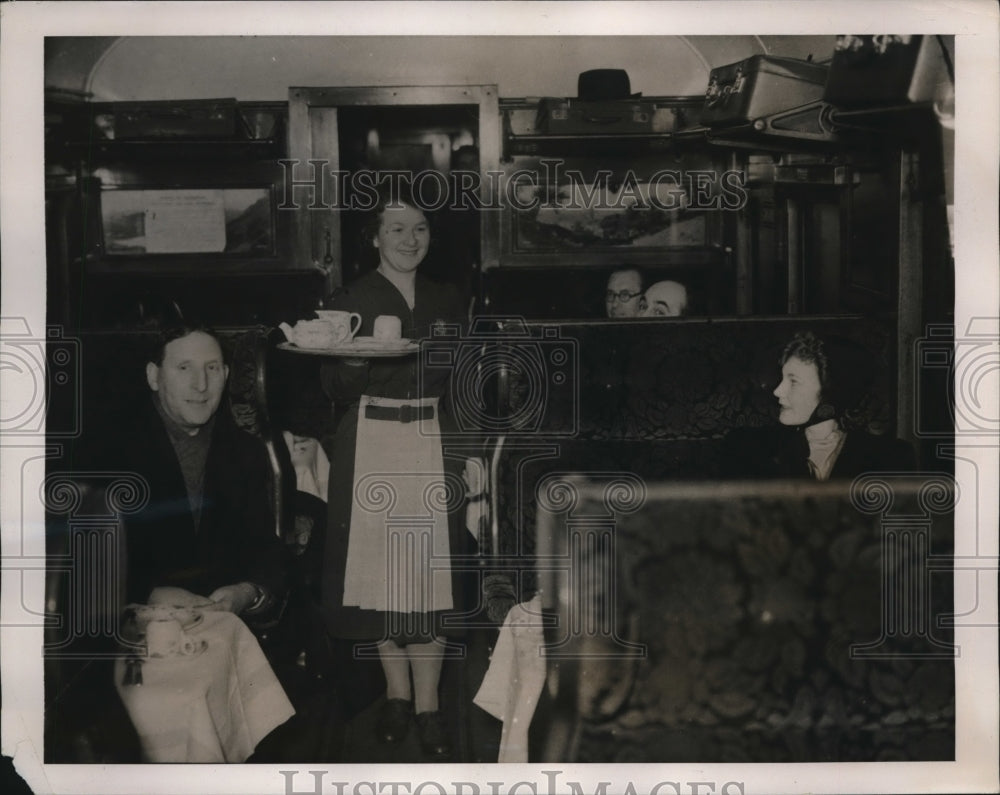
(536, 98, 668, 135)
(700, 56, 828, 126)
(824, 35, 951, 107)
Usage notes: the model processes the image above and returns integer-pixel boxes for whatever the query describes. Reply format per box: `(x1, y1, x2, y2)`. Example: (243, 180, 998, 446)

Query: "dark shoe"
(415, 710, 451, 758)
(376, 698, 412, 744)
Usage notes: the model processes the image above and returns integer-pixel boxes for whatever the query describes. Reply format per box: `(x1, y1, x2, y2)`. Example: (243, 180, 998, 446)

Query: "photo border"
(2, 3, 997, 794)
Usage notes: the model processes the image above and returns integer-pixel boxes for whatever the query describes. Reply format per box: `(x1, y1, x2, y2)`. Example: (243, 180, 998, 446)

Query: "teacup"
(373, 314, 402, 341)
(146, 618, 198, 658)
(315, 310, 362, 343)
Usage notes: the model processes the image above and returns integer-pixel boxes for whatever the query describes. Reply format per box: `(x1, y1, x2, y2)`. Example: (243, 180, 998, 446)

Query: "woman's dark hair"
(362, 184, 434, 248)
(780, 331, 828, 380)
(780, 331, 875, 425)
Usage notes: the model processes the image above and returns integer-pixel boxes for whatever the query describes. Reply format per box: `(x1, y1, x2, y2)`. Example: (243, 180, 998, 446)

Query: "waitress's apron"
(341, 395, 454, 617)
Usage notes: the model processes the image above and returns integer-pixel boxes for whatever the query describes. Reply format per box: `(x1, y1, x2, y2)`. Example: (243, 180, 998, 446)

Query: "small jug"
(315, 310, 363, 342)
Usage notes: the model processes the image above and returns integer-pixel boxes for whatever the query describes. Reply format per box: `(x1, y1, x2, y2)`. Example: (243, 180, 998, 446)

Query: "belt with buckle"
(364, 403, 435, 423)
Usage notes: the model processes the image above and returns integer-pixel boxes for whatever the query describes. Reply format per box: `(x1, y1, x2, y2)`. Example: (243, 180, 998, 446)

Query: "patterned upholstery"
(227, 325, 298, 543)
(531, 477, 954, 762)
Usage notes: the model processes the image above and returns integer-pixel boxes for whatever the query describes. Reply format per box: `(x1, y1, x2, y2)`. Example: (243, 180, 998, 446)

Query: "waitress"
(320, 190, 466, 759)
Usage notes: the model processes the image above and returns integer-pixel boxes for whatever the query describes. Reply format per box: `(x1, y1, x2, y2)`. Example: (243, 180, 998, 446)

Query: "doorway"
(287, 85, 500, 304)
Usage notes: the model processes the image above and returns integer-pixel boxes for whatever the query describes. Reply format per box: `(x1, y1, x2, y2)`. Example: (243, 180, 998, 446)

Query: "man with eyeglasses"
(605, 268, 645, 318)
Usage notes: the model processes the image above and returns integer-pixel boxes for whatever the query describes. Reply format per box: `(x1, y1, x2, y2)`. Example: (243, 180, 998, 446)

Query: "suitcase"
(824, 35, 951, 107)
(700, 56, 828, 127)
(536, 98, 671, 135)
(115, 99, 238, 139)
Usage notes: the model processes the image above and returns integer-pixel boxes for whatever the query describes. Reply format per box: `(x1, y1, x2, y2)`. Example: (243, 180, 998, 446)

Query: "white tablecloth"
(114, 609, 295, 762)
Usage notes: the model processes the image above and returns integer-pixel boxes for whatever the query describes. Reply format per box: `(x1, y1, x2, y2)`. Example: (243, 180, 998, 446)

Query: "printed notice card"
(143, 189, 226, 253)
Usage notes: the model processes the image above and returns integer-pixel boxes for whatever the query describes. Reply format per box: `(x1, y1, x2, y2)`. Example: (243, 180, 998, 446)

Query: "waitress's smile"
(375, 204, 430, 275)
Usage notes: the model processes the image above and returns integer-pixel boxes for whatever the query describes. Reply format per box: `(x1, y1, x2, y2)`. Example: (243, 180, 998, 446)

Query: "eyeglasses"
(606, 290, 642, 303)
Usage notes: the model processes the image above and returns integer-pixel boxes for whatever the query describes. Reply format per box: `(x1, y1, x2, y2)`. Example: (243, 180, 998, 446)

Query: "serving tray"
(278, 337, 419, 358)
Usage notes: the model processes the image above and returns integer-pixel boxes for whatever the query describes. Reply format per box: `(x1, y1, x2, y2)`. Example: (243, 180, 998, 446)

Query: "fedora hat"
(577, 69, 642, 100)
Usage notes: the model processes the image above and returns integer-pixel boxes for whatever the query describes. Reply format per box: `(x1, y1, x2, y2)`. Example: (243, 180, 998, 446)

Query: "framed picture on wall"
(510, 178, 708, 251)
(497, 151, 730, 268)
(100, 185, 277, 257)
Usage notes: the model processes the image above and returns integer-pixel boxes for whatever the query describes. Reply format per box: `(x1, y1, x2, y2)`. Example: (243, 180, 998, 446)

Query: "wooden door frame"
(286, 85, 500, 295)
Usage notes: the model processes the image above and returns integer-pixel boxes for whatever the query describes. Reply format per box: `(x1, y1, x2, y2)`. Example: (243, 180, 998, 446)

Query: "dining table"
(114, 607, 296, 763)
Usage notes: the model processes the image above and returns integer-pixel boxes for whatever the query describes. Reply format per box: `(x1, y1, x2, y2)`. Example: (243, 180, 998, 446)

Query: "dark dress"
(91, 397, 286, 604)
(320, 270, 470, 642)
(721, 424, 915, 479)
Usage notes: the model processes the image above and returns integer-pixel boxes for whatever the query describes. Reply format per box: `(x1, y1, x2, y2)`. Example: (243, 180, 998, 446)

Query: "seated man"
(638, 279, 688, 317)
(605, 267, 645, 318)
(94, 322, 286, 616)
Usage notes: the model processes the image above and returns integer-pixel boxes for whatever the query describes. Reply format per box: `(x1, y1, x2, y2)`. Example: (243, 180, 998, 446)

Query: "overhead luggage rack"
(499, 94, 906, 158)
(704, 100, 841, 148)
(47, 98, 288, 162)
(499, 95, 703, 159)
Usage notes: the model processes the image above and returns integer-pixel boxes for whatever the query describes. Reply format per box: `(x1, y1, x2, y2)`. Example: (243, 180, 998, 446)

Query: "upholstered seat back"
(530, 476, 955, 762)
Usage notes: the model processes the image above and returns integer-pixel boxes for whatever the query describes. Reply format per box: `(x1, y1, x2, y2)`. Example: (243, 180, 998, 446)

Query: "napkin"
(282, 431, 330, 502)
(473, 593, 547, 762)
(148, 585, 212, 608)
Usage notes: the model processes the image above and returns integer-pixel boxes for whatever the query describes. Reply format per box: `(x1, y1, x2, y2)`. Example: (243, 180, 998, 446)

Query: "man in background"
(638, 279, 689, 318)
(605, 267, 644, 318)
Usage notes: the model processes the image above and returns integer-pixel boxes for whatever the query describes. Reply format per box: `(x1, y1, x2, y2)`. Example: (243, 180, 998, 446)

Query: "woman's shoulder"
(328, 270, 385, 307)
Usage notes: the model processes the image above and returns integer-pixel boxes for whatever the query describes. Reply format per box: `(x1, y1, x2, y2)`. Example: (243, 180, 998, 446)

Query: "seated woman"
(723, 331, 914, 479)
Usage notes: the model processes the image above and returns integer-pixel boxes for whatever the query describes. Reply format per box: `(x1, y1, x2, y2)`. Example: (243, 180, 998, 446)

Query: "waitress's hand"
(341, 357, 369, 367)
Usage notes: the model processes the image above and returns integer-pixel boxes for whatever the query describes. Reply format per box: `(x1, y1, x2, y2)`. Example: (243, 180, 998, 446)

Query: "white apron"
(341, 395, 454, 615)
